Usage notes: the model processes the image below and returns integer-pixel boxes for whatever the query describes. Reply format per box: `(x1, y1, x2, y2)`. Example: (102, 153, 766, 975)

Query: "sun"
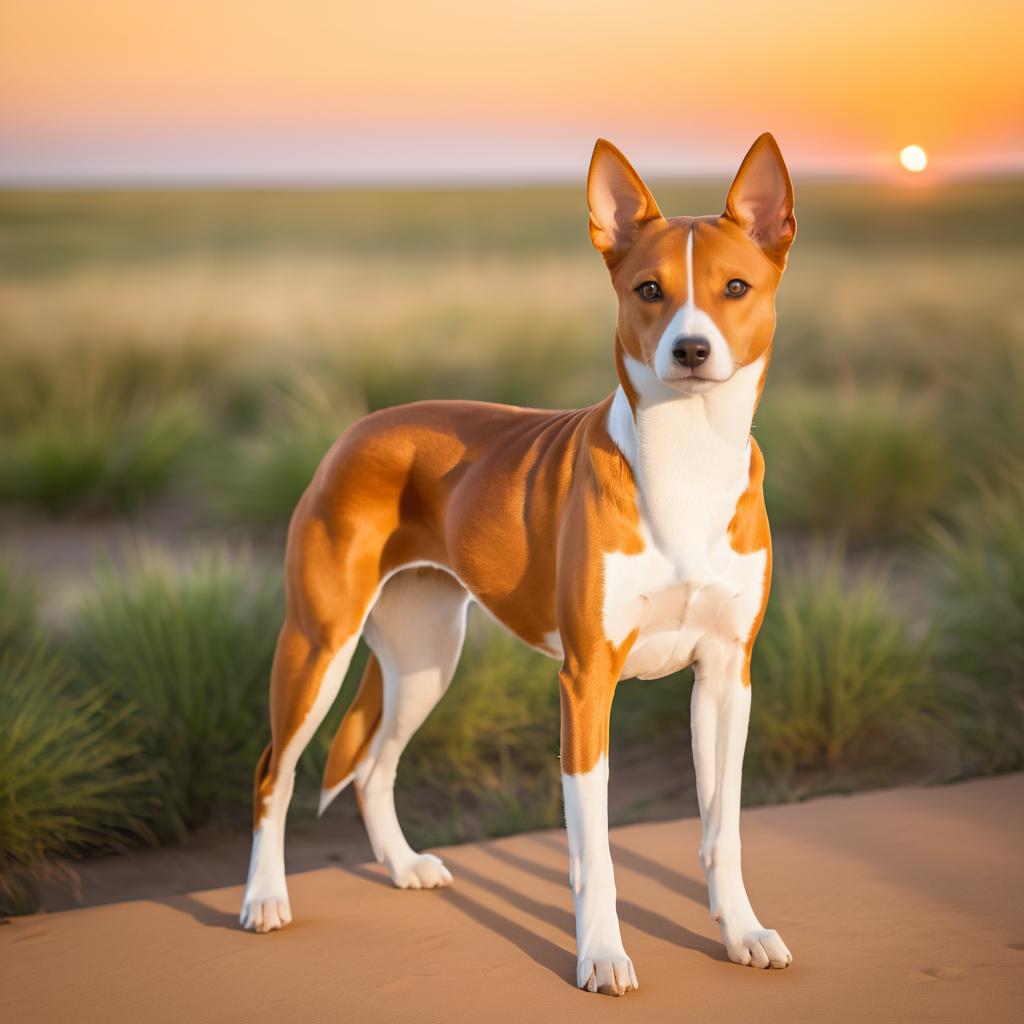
(899, 145, 928, 173)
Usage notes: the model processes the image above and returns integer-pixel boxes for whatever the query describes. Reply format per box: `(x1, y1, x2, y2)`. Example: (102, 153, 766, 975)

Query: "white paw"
(240, 896, 293, 933)
(726, 927, 792, 969)
(577, 954, 639, 996)
(390, 853, 453, 890)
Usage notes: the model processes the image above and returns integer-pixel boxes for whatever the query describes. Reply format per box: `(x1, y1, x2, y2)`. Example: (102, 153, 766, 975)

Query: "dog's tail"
(317, 653, 383, 816)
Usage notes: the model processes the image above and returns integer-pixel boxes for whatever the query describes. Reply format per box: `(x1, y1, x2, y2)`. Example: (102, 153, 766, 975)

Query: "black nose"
(672, 336, 711, 369)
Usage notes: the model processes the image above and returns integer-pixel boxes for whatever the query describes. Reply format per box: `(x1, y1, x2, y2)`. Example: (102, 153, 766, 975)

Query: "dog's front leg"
(690, 642, 792, 969)
(559, 665, 637, 996)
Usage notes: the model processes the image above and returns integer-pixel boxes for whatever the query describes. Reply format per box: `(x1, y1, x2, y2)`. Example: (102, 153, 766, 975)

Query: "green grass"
(3, 181, 1022, 277)
(0, 620, 149, 915)
(207, 374, 365, 525)
(0, 531, 1017, 910)
(0, 400, 202, 514)
(1, 182, 1022, 905)
(0, 341, 211, 513)
(757, 388, 951, 540)
(929, 475, 1024, 773)
(1, 183, 1021, 528)
(66, 548, 283, 840)
(747, 552, 934, 797)
(0, 563, 41, 654)
(945, 339, 1024, 482)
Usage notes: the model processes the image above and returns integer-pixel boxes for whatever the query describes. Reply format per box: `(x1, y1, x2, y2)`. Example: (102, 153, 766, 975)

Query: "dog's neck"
(607, 347, 767, 574)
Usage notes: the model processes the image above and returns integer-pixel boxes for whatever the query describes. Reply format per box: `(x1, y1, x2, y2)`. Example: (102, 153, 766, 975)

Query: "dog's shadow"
(342, 836, 725, 986)
(168, 840, 724, 985)
(157, 893, 240, 932)
(342, 861, 576, 984)
(474, 840, 725, 963)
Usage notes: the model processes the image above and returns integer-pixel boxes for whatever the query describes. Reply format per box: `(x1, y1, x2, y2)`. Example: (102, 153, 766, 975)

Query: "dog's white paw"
(390, 853, 453, 890)
(240, 896, 293, 933)
(726, 927, 792, 969)
(577, 953, 639, 996)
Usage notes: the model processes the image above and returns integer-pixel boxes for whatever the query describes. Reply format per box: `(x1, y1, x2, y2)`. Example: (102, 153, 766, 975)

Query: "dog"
(241, 134, 796, 995)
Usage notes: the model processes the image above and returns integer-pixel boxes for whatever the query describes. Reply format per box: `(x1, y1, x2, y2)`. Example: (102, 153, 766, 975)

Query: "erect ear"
(724, 133, 796, 267)
(587, 139, 663, 262)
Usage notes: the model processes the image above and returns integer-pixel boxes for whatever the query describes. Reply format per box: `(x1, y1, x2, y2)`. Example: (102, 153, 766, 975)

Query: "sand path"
(3, 774, 1021, 1023)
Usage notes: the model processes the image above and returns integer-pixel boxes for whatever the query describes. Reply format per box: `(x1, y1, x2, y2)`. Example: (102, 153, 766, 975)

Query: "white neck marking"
(607, 354, 764, 577)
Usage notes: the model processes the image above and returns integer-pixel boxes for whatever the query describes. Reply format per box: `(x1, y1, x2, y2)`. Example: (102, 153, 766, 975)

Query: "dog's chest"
(604, 532, 766, 680)
(603, 386, 768, 681)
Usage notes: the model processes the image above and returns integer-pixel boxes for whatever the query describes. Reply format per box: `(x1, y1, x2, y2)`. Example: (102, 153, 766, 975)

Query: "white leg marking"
(691, 644, 792, 968)
(240, 635, 358, 932)
(355, 571, 469, 890)
(564, 756, 638, 995)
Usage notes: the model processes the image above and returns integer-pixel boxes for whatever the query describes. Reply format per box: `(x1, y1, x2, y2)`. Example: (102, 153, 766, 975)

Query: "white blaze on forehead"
(686, 223, 696, 303)
(653, 227, 734, 384)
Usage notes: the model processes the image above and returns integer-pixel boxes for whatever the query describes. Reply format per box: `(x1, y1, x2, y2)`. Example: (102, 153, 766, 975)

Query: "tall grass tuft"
(0, 400, 202, 514)
(747, 552, 933, 796)
(66, 548, 283, 840)
(0, 341, 215, 514)
(0, 642, 149, 915)
(930, 476, 1024, 773)
(207, 374, 365, 525)
(946, 340, 1024, 483)
(0, 562, 41, 653)
(757, 388, 950, 540)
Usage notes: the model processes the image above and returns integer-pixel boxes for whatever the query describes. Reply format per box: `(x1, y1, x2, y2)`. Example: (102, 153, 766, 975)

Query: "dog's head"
(588, 135, 795, 397)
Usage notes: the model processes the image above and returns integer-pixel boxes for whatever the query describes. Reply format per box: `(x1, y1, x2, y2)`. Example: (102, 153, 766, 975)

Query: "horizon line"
(3, 166, 1023, 191)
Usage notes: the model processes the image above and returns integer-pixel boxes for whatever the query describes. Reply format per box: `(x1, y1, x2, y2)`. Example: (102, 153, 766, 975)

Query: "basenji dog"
(241, 134, 796, 995)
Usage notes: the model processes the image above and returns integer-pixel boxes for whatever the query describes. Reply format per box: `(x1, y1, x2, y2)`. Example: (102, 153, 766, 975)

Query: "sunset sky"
(1, 0, 1022, 184)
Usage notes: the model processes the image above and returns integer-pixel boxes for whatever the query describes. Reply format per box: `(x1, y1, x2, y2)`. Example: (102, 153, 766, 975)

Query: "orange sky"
(1, 0, 1022, 183)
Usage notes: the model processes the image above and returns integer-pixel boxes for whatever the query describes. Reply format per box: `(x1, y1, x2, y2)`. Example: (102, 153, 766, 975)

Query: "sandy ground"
(3, 775, 1022, 1024)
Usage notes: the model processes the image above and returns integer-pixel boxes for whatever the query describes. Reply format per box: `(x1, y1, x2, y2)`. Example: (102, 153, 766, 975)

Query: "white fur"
(541, 629, 564, 659)
(355, 570, 469, 889)
(602, 280, 791, 970)
(691, 649, 792, 968)
(563, 756, 638, 994)
(606, 384, 636, 465)
(603, 353, 767, 680)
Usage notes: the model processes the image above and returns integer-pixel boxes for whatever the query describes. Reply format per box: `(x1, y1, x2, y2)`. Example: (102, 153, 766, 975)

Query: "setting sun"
(899, 144, 929, 173)
(1, 2, 1022, 182)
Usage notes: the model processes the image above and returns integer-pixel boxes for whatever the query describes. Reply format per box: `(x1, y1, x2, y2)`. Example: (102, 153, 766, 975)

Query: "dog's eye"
(636, 281, 663, 302)
(725, 279, 749, 298)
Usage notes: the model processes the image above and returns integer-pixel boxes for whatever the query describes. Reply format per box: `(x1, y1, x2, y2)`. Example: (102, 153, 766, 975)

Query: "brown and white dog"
(241, 134, 796, 995)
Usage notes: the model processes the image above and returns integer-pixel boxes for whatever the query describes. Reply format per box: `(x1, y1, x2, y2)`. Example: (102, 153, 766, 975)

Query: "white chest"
(604, 532, 767, 680)
(603, 361, 768, 681)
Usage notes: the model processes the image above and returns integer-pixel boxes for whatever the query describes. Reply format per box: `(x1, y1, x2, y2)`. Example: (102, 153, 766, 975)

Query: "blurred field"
(2, 182, 1023, 520)
(1, 181, 1022, 912)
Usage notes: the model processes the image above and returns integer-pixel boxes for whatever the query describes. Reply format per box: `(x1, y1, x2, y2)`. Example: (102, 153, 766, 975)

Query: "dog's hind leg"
(317, 653, 385, 814)
(347, 567, 469, 889)
(241, 517, 383, 932)
(240, 623, 363, 932)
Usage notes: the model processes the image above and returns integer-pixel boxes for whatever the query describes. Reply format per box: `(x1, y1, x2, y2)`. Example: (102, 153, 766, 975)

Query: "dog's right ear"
(588, 139, 663, 263)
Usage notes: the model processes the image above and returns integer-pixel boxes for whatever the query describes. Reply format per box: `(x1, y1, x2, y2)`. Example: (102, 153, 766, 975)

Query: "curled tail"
(317, 653, 383, 815)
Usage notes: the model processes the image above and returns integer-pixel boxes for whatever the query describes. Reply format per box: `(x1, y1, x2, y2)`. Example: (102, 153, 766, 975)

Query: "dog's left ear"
(724, 133, 796, 267)
(588, 139, 663, 264)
